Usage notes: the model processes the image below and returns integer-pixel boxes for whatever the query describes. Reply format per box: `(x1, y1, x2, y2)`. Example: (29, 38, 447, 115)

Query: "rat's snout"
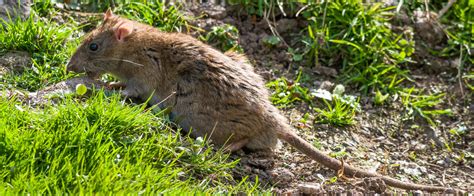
(66, 57, 81, 73)
(66, 61, 76, 72)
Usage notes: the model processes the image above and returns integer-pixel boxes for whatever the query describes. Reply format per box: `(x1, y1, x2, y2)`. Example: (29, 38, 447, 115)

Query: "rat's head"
(67, 9, 138, 79)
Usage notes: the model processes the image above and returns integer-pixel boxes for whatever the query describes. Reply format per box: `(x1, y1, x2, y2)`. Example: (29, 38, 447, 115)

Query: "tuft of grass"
(200, 24, 243, 52)
(464, 72, 474, 92)
(266, 71, 312, 108)
(0, 91, 257, 194)
(114, 1, 189, 32)
(32, 0, 57, 17)
(73, 0, 116, 12)
(401, 0, 472, 61)
(0, 15, 78, 91)
(314, 95, 359, 127)
(436, 2, 473, 59)
(302, 1, 414, 94)
(400, 87, 453, 126)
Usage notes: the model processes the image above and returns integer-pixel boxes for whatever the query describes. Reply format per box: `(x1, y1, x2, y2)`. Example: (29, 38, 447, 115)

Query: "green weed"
(436, 1, 473, 94)
(288, 47, 304, 62)
(0, 15, 78, 91)
(266, 71, 312, 108)
(32, 0, 57, 17)
(401, 0, 472, 60)
(314, 95, 359, 127)
(0, 91, 257, 194)
(200, 24, 243, 52)
(329, 147, 348, 159)
(464, 71, 474, 91)
(73, 0, 116, 12)
(262, 35, 281, 47)
(114, 1, 189, 32)
(400, 87, 453, 126)
(437, 1, 473, 58)
(374, 90, 390, 105)
(302, 1, 414, 94)
(398, 1, 472, 93)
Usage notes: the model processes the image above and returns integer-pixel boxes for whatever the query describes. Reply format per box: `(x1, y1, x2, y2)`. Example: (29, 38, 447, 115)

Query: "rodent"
(66, 9, 462, 193)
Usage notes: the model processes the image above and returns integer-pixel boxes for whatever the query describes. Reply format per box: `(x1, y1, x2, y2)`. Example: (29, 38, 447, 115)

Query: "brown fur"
(67, 10, 461, 193)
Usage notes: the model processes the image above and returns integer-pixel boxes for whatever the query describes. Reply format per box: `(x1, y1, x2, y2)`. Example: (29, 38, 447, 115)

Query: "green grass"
(314, 97, 358, 127)
(401, 0, 472, 60)
(32, 0, 57, 17)
(464, 72, 474, 91)
(302, 1, 414, 94)
(436, 2, 473, 59)
(0, 4, 263, 193)
(266, 71, 312, 108)
(266, 70, 360, 126)
(0, 15, 78, 91)
(249, 0, 454, 127)
(1, 0, 192, 92)
(0, 92, 257, 194)
(400, 88, 453, 126)
(314, 85, 360, 127)
(200, 24, 243, 52)
(114, 1, 189, 32)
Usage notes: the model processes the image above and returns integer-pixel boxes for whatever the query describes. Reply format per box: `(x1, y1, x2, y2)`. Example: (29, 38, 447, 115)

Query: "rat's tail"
(277, 130, 462, 193)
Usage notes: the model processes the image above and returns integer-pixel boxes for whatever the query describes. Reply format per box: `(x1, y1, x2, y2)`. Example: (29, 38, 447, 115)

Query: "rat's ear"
(114, 22, 133, 42)
(104, 8, 114, 21)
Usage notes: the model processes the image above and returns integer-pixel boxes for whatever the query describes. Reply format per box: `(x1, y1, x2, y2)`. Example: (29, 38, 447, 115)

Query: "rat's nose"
(66, 61, 78, 72)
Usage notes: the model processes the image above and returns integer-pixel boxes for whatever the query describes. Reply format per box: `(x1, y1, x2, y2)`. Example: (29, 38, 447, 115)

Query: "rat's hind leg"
(244, 130, 279, 151)
(224, 138, 249, 152)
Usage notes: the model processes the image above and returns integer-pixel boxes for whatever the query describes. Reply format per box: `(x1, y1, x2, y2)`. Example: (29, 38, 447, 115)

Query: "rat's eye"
(89, 43, 99, 51)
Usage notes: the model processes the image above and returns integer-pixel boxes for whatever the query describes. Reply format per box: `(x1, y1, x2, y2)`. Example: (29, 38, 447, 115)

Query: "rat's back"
(163, 39, 287, 151)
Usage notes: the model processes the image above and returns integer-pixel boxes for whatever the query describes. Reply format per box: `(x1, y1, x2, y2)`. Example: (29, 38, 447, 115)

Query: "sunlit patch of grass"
(114, 1, 189, 32)
(0, 91, 258, 194)
(314, 93, 359, 127)
(32, 0, 57, 17)
(0, 15, 78, 91)
(403, 0, 472, 60)
(400, 87, 453, 126)
(266, 71, 312, 108)
(200, 24, 243, 52)
(302, 1, 414, 95)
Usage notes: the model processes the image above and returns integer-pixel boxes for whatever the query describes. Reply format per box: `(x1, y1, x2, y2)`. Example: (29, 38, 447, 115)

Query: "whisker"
(95, 58, 145, 67)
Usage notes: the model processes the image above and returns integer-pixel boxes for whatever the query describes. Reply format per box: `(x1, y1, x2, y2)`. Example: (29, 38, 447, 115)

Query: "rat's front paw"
(120, 88, 140, 99)
(107, 81, 126, 90)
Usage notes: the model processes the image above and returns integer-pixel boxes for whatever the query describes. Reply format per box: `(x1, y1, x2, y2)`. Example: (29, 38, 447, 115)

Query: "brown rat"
(67, 10, 461, 193)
